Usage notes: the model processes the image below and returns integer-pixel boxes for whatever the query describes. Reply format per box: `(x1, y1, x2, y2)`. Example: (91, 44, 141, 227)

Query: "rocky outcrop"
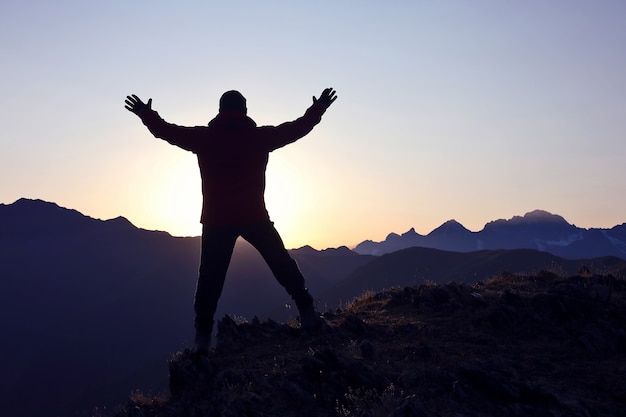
(113, 273, 626, 417)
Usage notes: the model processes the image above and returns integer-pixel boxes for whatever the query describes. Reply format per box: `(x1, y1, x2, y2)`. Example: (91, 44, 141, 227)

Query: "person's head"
(219, 90, 247, 114)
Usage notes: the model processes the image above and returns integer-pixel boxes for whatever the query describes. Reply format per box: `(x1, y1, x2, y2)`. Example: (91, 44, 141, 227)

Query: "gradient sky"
(2, 1, 625, 249)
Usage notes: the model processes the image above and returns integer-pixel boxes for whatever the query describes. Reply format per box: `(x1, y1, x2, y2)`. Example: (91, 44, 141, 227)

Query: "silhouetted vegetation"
(110, 272, 626, 417)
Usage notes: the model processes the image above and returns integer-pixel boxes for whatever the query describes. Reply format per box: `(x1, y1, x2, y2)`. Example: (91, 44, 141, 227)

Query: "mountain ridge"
(2, 198, 626, 416)
(0, 198, 374, 417)
(354, 210, 626, 259)
(6, 199, 626, 260)
(321, 246, 626, 310)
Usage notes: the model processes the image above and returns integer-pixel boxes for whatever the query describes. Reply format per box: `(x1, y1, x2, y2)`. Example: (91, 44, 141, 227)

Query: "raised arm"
(124, 94, 203, 152)
(262, 88, 337, 151)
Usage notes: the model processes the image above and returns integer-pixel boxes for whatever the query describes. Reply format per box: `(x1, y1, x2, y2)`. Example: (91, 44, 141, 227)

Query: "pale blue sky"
(1, 1, 625, 248)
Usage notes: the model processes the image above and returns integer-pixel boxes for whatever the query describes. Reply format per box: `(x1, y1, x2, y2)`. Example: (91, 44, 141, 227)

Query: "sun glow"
(156, 174, 203, 237)
(264, 152, 352, 250)
(133, 151, 320, 244)
(264, 158, 312, 247)
(132, 153, 203, 237)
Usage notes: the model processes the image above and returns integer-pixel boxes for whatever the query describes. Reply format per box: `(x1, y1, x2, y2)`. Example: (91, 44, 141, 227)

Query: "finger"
(147, 98, 152, 108)
(131, 94, 143, 104)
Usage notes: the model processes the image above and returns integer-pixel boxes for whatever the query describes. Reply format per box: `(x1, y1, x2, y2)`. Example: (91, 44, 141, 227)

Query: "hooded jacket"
(139, 102, 327, 226)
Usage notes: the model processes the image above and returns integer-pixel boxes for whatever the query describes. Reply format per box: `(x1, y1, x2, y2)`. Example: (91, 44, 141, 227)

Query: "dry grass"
(113, 272, 626, 417)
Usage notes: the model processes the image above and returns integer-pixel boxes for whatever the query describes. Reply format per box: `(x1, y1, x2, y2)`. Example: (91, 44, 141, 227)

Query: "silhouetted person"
(125, 88, 337, 354)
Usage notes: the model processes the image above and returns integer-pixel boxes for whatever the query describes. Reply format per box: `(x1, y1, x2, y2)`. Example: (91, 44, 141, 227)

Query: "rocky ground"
(109, 271, 626, 417)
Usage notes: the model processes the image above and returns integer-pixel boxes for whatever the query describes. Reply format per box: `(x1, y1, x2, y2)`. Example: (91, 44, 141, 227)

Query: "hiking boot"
(291, 288, 325, 330)
(191, 331, 211, 355)
(300, 308, 326, 330)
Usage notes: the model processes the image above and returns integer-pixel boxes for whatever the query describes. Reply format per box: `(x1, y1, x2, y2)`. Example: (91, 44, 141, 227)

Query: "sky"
(1, 1, 625, 250)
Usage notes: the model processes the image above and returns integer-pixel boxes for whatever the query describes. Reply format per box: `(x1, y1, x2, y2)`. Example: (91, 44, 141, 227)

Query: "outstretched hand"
(124, 94, 152, 115)
(313, 88, 337, 109)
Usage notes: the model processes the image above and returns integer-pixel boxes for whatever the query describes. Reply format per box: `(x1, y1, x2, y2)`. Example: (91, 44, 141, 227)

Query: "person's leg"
(193, 225, 238, 353)
(242, 222, 324, 329)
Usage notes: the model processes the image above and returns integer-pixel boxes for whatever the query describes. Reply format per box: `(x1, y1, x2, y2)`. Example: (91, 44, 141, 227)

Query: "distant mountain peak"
(354, 209, 626, 259)
(442, 219, 464, 228)
(1, 198, 87, 230)
(103, 215, 136, 232)
(291, 245, 319, 255)
(522, 210, 568, 224)
(12, 197, 47, 205)
(428, 219, 471, 236)
(0, 197, 142, 237)
(485, 210, 569, 228)
(320, 246, 358, 256)
(8, 197, 67, 213)
(291, 245, 358, 256)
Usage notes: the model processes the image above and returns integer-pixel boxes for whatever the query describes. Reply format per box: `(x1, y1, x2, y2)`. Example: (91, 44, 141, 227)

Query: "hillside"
(109, 272, 626, 417)
(321, 246, 626, 309)
(3, 199, 626, 416)
(0, 199, 372, 417)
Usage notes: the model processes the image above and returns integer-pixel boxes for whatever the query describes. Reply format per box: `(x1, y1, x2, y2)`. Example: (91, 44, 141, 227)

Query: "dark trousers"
(194, 222, 306, 333)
